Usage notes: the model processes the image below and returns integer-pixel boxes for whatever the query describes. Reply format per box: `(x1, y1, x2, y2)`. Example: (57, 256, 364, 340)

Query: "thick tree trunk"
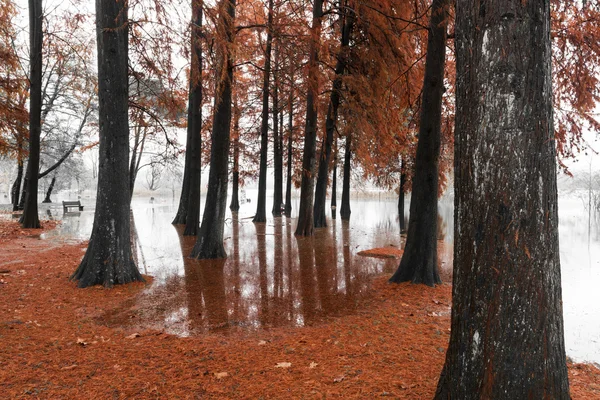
(435, 1, 570, 397)
(253, 0, 275, 223)
(184, 0, 204, 236)
(313, 14, 352, 228)
(295, 0, 323, 236)
(331, 146, 337, 220)
(11, 159, 24, 212)
(340, 134, 351, 220)
(71, 0, 143, 288)
(284, 86, 294, 217)
(42, 176, 56, 203)
(398, 160, 406, 232)
(389, 0, 447, 286)
(20, 0, 43, 229)
(190, 0, 236, 259)
(272, 43, 283, 217)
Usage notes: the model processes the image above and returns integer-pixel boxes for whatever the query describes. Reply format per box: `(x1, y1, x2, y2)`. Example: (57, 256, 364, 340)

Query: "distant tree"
(435, 0, 570, 397)
(71, 0, 143, 287)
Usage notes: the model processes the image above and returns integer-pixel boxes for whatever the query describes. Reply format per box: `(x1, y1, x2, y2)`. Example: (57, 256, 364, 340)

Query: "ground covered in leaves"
(0, 219, 598, 399)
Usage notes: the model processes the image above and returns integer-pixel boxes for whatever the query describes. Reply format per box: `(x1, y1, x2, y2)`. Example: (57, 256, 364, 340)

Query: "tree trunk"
(295, 0, 323, 236)
(11, 158, 24, 212)
(389, 0, 447, 286)
(230, 94, 241, 212)
(313, 12, 352, 228)
(272, 41, 283, 217)
(398, 159, 406, 232)
(42, 176, 56, 203)
(253, 0, 275, 223)
(435, 1, 570, 397)
(331, 144, 337, 220)
(284, 84, 294, 217)
(71, 0, 143, 288)
(20, 0, 43, 229)
(340, 134, 351, 220)
(190, 0, 236, 259)
(184, 0, 204, 236)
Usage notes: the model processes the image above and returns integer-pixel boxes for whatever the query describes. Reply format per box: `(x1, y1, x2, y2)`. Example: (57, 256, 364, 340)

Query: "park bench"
(62, 201, 84, 213)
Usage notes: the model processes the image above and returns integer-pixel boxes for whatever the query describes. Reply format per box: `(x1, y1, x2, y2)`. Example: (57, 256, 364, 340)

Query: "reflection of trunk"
(190, 0, 236, 259)
(256, 224, 270, 326)
(42, 176, 56, 203)
(314, 231, 335, 314)
(72, 0, 143, 287)
(389, 0, 447, 286)
(273, 220, 283, 299)
(285, 219, 294, 318)
(342, 220, 353, 302)
(297, 237, 316, 324)
(331, 143, 337, 219)
(231, 214, 241, 319)
(11, 159, 24, 211)
(284, 86, 294, 217)
(399, 160, 406, 232)
(21, 0, 43, 228)
(253, 0, 275, 223)
(272, 43, 283, 217)
(313, 14, 353, 228)
(340, 134, 351, 220)
(183, 0, 204, 236)
(295, 0, 323, 236)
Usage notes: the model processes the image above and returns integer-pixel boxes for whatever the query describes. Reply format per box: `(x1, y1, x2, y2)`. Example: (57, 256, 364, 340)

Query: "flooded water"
(12, 190, 600, 364)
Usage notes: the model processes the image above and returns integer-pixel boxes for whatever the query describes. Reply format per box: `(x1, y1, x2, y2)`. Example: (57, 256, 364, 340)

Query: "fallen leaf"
(125, 333, 140, 339)
(275, 362, 291, 368)
(61, 365, 77, 370)
(76, 338, 88, 346)
(309, 362, 318, 369)
(334, 376, 345, 383)
(214, 372, 229, 379)
(258, 340, 267, 346)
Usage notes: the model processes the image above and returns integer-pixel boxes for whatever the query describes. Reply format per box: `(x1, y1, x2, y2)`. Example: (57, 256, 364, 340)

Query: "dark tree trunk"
(313, 13, 352, 228)
(42, 176, 56, 203)
(71, 0, 143, 288)
(20, 0, 43, 229)
(340, 134, 351, 220)
(295, 0, 323, 236)
(18, 176, 27, 211)
(398, 160, 406, 232)
(190, 0, 236, 259)
(184, 0, 204, 237)
(389, 0, 448, 286)
(331, 144, 337, 220)
(230, 96, 241, 212)
(284, 85, 294, 217)
(253, 0, 275, 223)
(435, 1, 570, 398)
(11, 159, 24, 212)
(272, 43, 283, 217)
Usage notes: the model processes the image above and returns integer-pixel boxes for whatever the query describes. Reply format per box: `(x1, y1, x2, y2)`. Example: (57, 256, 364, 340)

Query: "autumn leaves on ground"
(0, 220, 597, 399)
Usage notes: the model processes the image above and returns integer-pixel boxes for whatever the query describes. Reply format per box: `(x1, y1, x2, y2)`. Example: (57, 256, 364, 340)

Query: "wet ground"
(1, 190, 598, 364)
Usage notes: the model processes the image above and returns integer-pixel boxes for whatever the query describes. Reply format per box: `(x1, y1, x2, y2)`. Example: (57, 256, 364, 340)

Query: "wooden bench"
(63, 201, 83, 213)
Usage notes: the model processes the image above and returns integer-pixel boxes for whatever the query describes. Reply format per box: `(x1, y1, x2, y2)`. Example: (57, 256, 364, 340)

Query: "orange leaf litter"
(0, 219, 597, 399)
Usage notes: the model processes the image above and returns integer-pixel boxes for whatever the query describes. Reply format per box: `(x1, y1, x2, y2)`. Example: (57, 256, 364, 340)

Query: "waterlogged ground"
(3, 190, 599, 365)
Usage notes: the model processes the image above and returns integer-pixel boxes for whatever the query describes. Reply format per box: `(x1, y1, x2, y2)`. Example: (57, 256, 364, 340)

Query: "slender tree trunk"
(230, 94, 241, 212)
(389, 0, 448, 286)
(295, 0, 323, 236)
(184, 0, 204, 236)
(399, 158, 406, 232)
(253, 0, 275, 223)
(272, 41, 283, 217)
(11, 158, 24, 212)
(284, 83, 294, 217)
(71, 0, 143, 288)
(340, 134, 351, 220)
(42, 176, 56, 203)
(18, 176, 27, 211)
(313, 12, 353, 228)
(331, 144, 337, 219)
(129, 123, 141, 199)
(435, 1, 570, 397)
(20, 0, 43, 228)
(190, 0, 236, 259)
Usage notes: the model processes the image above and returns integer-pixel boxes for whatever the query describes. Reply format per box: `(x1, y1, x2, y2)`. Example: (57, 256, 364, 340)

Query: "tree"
(295, 0, 323, 236)
(71, 0, 143, 288)
(435, 0, 570, 397)
(389, 0, 448, 286)
(340, 133, 351, 220)
(190, 0, 236, 259)
(20, 0, 43, 229)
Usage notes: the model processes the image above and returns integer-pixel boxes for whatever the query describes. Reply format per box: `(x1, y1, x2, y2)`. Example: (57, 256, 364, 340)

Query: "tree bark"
(398, 158, 406, 232)
(435, 1, 570, 397)
(20, 0, 43, 229)
(331, 143, 337, 220)
(71, 0, 143, 288)
(313, 12, 352, 228)
(42, 176, 56, 203)
(253, 0, 275, 223)
(184, 0, 204, 236)
(295, 0, 323, 236)
(230, 94, 241, 212)
(11, 158, 24, 212)
(284, 84, 294, 217)
(340, 134, 351, 220)
(272, 41, 283, 217)
(190, 0, 236, 259)
(389, 0, 447, 286)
